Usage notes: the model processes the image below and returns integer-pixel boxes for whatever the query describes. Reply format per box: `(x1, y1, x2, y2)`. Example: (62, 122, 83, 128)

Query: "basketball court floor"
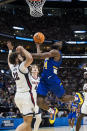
(2, 125, 87, 131)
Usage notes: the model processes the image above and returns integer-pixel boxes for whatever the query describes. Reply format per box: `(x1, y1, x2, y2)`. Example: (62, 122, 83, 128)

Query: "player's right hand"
(7, 41, 13, 50)
(35, 43, 40, 46)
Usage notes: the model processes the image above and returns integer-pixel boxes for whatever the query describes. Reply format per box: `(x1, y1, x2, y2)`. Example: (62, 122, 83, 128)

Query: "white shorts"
(81, 102, 87, 115)
(14, 92, 35, 116)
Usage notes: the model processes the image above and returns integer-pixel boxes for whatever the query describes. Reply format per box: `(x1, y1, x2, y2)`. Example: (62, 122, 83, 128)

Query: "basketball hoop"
(26, 0, 46, 17)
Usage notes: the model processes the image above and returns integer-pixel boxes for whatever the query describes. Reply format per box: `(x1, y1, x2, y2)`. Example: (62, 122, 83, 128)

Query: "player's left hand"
(16, 46, 24, 53)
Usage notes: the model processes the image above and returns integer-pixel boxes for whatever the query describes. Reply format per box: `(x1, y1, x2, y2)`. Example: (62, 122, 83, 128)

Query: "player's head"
(74, 93, 79, 102)
(31, 64, 39, 74)
(9, 52, 23, 65)
(51, 41, 62, 50)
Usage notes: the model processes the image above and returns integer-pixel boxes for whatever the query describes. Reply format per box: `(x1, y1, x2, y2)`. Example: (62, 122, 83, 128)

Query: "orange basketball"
(33, 32, 45, 44)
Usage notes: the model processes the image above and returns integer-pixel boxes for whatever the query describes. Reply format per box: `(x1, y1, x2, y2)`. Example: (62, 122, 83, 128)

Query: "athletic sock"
(48, 108, 54, 114)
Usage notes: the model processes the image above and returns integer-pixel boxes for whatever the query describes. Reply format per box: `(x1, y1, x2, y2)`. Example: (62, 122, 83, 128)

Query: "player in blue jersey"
(68, 93, 83, 131)
(32, 41, 74, 124)
(68, 102, 77, 131)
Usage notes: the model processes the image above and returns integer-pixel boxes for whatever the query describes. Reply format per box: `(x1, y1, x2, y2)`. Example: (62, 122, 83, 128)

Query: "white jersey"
(81, 83, 87, 114)
(29, 75, 40, 92)
(83, 84, 87, 102)
(83, 92, 87, 102)
(29, 74, 40, 98)
(9, 61, 36, 115)
(29, 74, 40, 114)
(9, 61, 30, 93)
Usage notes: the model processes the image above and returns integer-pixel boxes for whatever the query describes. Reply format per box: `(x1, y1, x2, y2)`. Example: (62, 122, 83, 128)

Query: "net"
(26, 0, 46, 17)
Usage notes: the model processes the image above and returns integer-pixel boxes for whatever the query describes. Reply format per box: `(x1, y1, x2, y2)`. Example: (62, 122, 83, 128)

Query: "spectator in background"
(68, 93, 83, 131)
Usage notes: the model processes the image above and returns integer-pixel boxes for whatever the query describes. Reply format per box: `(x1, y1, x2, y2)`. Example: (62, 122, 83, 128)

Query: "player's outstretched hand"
(7, 41, 13, 50)
(35, 43, 40, 46)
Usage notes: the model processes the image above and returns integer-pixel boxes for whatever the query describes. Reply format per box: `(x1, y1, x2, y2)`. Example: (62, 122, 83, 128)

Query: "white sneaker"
(70, 128, 74, 131)
(73, 127, 75, 131)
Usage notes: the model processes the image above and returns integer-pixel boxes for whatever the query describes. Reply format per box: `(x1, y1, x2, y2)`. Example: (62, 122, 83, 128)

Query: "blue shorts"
(68, 112, 76, 119)
(37, 76, 65, 98)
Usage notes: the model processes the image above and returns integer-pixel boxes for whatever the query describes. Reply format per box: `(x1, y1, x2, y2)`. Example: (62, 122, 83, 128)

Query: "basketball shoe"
(49, 107, 58, 124)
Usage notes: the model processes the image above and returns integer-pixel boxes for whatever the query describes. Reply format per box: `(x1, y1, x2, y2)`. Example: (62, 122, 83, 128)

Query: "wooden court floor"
(39, 126, 87, 131)
(2, 125, 87, 131)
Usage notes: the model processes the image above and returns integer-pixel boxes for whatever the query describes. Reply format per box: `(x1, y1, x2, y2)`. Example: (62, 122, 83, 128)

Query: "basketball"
(33, 32, 45, 44)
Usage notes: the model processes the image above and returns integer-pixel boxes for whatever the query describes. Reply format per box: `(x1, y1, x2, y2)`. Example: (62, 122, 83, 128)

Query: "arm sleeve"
(9, 50, 12, 54)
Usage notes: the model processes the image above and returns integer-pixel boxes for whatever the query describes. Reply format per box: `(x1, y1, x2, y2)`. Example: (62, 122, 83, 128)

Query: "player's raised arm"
(7, 41, 14, 67)
(32, 49, 60, 60)
(36, 44, 42, 53)
(16, 46, 33, 68)
(32, 41, 62, 60)
(7, 41, 14, 51)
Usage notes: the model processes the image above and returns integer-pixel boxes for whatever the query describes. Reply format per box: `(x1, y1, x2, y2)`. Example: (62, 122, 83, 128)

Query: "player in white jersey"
(29, 64, 42, 131)
(76, 83, 87, 131)
(7, 42, 33, 131)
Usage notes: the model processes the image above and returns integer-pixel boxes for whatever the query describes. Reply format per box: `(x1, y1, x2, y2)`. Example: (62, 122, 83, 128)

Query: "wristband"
(9, 50, 12, 54)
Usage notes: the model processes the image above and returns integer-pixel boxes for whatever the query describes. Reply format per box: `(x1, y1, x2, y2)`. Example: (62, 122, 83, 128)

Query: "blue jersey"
(37, 51, 65, 98)
(74, 93, 83, 106)
(41, 51, 62, 78)
(71, 102, 78, 113)
(68, 93, 83, 120)
(68, 102, 77, 119)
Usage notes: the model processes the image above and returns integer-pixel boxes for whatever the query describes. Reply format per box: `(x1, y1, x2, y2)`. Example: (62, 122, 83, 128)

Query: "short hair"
(31, 64, 38, 68)
(51, 41, 63, 50)
(51, 45, 59, 50)
(9, 52, 18, 65)
(29, 64, 39, 74)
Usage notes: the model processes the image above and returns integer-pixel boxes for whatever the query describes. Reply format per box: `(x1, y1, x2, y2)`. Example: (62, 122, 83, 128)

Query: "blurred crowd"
(0, 59, 85, 118)
(0, 7, 87, 41)
(0, 72, 21, 118)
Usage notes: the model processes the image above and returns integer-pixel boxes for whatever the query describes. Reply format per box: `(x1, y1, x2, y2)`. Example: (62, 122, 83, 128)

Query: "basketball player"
(7, 41, 42, 131)
(68, 93, 83, 131)
(7, 43, 34, 131)
(76, 84, 87, 131)
(32, 41, 74, 124)
(29, 64, 42, 131)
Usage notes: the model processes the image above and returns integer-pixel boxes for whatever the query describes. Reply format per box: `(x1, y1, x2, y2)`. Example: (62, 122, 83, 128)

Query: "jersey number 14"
(44, 61, 47, 69)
